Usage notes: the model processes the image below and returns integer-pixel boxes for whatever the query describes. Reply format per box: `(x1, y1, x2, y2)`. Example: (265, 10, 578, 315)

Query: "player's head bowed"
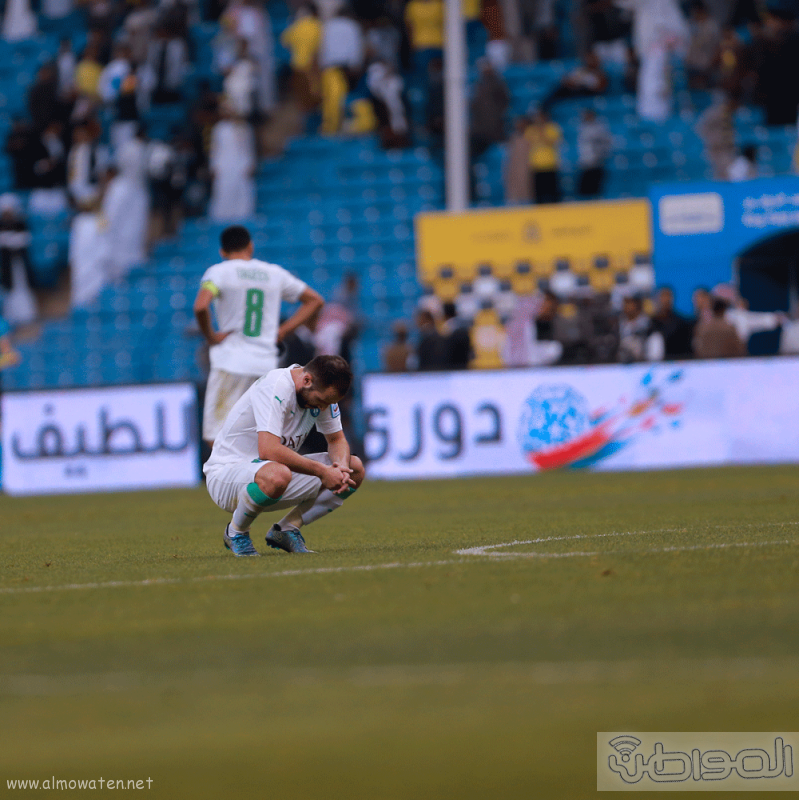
(297, 355, 353, 408)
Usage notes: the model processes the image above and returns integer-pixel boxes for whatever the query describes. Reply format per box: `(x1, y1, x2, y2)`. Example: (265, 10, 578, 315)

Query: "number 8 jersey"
(200, 258, 308, 375)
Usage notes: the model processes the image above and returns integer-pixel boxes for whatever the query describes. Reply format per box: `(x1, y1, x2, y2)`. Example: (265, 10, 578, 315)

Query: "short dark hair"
(305, 355, 353, 398)
(220, 225, 252, 253)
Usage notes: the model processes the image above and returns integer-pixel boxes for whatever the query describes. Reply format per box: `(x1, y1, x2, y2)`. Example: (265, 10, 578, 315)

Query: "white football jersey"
(200, 258, 307, 375)
(203, 366, 343, 470)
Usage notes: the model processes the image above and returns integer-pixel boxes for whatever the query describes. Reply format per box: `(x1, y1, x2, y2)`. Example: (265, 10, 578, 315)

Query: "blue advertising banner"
(650, 176, 799, 317)
(363, 358, 799, 480)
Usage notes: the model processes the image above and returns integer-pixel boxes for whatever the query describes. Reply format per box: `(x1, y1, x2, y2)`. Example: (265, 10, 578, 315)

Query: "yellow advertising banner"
(415, 199, 652, 284)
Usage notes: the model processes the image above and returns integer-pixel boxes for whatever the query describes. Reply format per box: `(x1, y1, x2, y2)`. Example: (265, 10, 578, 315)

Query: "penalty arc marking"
(455, 525, 798, 558)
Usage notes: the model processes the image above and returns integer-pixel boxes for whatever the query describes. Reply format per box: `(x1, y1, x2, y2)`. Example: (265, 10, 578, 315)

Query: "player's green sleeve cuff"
(201, 281, 220, 297)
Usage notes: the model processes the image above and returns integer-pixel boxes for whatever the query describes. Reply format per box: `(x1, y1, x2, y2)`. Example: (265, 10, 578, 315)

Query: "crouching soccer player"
(203, 355, 364, 555)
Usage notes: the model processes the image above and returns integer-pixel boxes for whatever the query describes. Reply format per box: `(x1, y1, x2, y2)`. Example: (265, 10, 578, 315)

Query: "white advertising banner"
(2, 383, 200, 495)
(362, 358, 799, 479)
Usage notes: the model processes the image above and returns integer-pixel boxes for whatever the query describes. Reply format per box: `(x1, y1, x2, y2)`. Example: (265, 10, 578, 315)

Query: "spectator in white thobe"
(616, 0, 688, 122)
(99, 43, 140, 155)
(222, 0, 276, 115)
(366, 61, 409, 148)
(69, 199, 111, 308)
(223, 39, 258, 117)
(208, 105, 256, 221)
(0, 193, 36, 326)
(102, 131, 150, 279)
(140, 23, 188, 106)
(67, 120, 109, 206)
(2, 0, 37, 41)
(42, 0, 72, 20)
(319, 8, 364, 74)
(56, 38, 76, 101)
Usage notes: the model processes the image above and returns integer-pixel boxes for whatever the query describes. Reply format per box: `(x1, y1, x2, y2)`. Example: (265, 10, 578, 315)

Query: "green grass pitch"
(1, 465, 798, 798)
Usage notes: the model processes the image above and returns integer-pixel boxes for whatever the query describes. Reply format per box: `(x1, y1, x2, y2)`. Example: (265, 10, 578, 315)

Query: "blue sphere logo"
(518, 384, 591, 454)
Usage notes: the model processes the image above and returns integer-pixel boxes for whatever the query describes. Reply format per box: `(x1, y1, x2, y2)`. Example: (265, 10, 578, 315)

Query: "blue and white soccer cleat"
(265, 524, 314, 554)
(223, 525, 260, 557)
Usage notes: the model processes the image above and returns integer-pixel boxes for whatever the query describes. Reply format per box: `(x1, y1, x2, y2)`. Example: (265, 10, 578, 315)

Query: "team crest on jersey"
(331, 403, 340, 418)
(310, 408, 320, 417)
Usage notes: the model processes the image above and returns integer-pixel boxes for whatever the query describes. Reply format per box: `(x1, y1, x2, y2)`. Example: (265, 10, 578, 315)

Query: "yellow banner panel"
(415, 199, 652, 284)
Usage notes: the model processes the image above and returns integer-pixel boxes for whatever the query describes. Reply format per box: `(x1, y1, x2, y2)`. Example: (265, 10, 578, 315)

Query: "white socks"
(277, 487, 358, 531)
(230, 482, 282, 534)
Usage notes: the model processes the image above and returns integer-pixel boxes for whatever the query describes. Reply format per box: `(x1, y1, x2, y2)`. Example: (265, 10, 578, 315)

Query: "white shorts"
(205, 453, 332, 514)
(202, 368, 260, 442)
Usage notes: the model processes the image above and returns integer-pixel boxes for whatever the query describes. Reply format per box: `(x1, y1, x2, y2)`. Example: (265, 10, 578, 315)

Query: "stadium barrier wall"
(1, 383, 200, 496)
(362, 357, 799, 480)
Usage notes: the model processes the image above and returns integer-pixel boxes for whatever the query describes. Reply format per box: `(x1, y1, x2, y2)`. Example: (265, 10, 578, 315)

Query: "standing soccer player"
(193, 225, 324, 445)
(203, 355, 365, 556)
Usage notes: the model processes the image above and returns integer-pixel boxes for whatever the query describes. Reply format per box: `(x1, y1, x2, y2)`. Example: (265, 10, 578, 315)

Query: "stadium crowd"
(379, 280, 797, 372)
(0, 0, 798, 377)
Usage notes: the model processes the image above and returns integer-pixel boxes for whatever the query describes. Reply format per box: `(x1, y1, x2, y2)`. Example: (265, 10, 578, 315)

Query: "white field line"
(0, 524, 796, 596)
(457, 540, 792, 559)
(2, 656, 799, 696)
(455, 526, 794, 557)
(0, 560, 459, 596)
(456, 528, 680, 556)
(456, 522, 799, 557)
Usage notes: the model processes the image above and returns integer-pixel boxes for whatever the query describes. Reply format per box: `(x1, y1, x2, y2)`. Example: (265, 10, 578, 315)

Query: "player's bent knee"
(350, 455, 365, 486)
(255, 462, 292, 497)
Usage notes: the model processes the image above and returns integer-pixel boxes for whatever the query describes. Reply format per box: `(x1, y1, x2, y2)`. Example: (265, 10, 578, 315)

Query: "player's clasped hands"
(322, 462, 356, 495)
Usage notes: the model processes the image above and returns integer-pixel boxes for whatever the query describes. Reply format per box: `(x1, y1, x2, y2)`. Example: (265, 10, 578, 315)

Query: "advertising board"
(1, 383, 200, 495)
(363, 359, 799, 479)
